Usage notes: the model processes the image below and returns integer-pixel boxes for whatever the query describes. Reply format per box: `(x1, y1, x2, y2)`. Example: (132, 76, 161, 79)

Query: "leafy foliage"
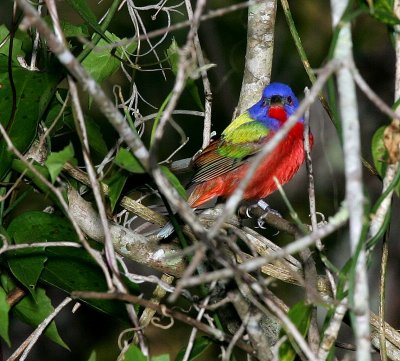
(279, 303, 312, 361)
(0, 56, 59, 180)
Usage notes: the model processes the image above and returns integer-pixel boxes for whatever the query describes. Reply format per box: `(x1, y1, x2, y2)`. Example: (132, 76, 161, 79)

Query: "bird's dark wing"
(191, 120, 271, 183)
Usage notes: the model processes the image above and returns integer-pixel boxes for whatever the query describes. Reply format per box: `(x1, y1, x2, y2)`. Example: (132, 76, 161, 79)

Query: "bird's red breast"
(188, 122, 312, 208)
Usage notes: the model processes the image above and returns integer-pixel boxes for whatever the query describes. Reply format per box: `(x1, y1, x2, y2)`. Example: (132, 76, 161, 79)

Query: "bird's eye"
(262, 98, 269, 107)
(287, 96, 293, 105)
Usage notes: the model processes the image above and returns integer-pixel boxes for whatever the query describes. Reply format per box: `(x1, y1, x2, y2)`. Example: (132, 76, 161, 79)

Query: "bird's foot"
(245, 200, 282, 229)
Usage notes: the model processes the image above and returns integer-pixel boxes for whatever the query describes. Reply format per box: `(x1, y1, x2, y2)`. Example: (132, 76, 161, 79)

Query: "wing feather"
(191, 119, 271, 184)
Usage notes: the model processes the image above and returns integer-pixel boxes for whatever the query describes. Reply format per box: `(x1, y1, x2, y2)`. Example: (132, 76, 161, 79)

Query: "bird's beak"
(267, 95, 287, 121)
(270, 95, 284, 106)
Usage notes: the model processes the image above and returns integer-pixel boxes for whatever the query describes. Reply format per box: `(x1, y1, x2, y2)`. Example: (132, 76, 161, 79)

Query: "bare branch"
(63, 162, 167, 227)
(178, 205, 349, 288)
(236, 0, 277, 114)
(184, 0, 212, 149)
(331, 0, 371, 359)
(8, 297, 72, 361)
(71, 291, 254, 354)
(318, 298, 348, 360)
(67, 188, 186, 277)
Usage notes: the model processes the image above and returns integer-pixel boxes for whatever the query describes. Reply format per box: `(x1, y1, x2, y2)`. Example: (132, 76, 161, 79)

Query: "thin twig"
(68, 77, 121, 284)
(221, 314, 247, 361)
(0, 241, 81, 255)
(182, 293, 212, 361)
(280, 0, 333, 120)
(379, 233, 389, 361)
(318, 298, 348, 360)
(81, 1, 263, 50)
(232, 286, 272, 361)
(8, 297, 72, 361)
(301, 88, 321, 353)
(178, 205, 349, 288)
(149, 0, 206, 162)
(184, 0, 212, 149)
(71, 291, 254, 354)
(263, 292, 318, 361)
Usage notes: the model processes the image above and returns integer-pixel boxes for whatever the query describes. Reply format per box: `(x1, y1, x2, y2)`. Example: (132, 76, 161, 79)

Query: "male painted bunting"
(159, 82, 312, 237)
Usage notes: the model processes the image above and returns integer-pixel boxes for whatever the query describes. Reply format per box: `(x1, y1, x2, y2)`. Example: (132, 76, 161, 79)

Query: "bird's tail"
(156, 188, 201, 239)
(157, 221, 175, 239)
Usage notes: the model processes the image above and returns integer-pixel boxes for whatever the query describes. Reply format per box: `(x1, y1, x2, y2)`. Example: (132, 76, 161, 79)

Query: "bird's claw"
(245, 200, 282, 229)
(257, 214, 268, 229)
(245, 203, 259, 218)
(316, 212, 327, 226)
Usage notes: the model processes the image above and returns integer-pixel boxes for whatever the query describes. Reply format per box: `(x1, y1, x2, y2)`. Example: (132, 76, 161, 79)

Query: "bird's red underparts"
(188, 107, 313, 208)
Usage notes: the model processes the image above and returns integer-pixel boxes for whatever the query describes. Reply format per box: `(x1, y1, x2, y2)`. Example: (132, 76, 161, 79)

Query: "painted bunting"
(188, 82, 312, 206)
(159, 82, 312, 237)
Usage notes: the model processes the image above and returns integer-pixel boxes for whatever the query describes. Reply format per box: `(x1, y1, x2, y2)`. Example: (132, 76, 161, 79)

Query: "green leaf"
(279, 302, 312, 361)
(44, 102, 69, 134)
(152, 354, 170, 361)
(15, 287, 69, 349)
(0, 287, 11, 346)
(0, 25, 26, 62)
(161, 166, 187, 200)
(83, 117, 109, 156)
(371, 126, 388, 178)
(165, 39, 204, 110)
(105, 172, 127, 211)
(42, 247, 140, 319)
(150, 92, 172, 146)
(60, 20, 90, 38)
(7, 212, 78, 296)
(371, 126, 400, 195)
(67, 114, 108, 156)
(175, 336, 211, 361)
(42, 17, 90, 39)
(11, 160, 52, 196)
(119, 343, 146, 361)
(82, 31, 137, 85)
(87, 350, 97, 361)
(114, 148, 145, 173)
(5, 212, 139, 320)
(7, 248, 46, 298)
(0, 57, 59, 180)
(45, 143, 75, 183)
(166, 39, 180, 75)
(64, 0, 108, 40)
(368, 0, 400, 25)
(0, 274, 68, 350)
(7, 211, 79, 244)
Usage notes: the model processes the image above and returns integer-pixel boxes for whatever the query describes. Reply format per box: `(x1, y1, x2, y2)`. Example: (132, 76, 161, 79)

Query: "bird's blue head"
(248, 82, 301, 130)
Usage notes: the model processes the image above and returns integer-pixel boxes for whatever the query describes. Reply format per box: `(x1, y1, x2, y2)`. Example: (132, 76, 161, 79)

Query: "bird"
(158, 82, 313, 238)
